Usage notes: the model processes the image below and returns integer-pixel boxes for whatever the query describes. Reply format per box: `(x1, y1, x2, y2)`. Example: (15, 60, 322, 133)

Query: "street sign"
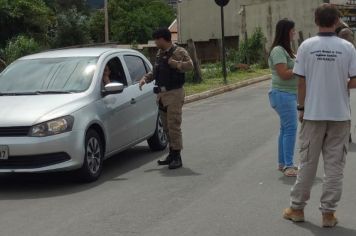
(215, 0, 230, 7)
(215, 0, 230, 84)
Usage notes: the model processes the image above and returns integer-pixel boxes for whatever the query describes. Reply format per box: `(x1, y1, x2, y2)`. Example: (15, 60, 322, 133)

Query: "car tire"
(76, 129, 104, 182)
(147, 114, 168, 151)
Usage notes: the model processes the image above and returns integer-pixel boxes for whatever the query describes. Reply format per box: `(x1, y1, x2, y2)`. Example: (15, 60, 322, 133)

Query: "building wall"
(178, 0, 324, 47)
(177, 0, 241, 43)
(243, 0, 324, 48)
(331, 0, 356, 4)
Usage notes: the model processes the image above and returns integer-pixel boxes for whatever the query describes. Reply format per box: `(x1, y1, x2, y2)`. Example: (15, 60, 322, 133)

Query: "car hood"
(0, 94, 94, 127)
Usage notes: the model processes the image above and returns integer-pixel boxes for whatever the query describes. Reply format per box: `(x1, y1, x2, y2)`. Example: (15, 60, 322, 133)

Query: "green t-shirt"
(268, 46, 297, 94)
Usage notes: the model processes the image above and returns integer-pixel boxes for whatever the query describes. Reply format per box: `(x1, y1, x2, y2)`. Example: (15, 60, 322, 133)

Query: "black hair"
(152, 28, 172, 42)
(270, 19, 295, 58)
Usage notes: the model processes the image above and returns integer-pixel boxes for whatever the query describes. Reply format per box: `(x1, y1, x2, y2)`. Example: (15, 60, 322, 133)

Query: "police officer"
(139, 28, 193, 169)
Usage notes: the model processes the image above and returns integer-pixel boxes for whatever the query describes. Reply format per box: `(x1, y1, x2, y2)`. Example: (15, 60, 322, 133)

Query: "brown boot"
(283, 208, 305, 222)
(322, 212, 338, 228)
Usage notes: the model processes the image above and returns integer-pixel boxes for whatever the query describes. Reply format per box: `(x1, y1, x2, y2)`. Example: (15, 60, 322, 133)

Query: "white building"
(178, 0, 326, 46)
(331, 0, 356, 4)
(176, 0, 356, 62)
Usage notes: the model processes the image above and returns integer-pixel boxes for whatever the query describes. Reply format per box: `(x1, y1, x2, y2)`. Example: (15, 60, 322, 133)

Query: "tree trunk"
(187, 39, 202, 83)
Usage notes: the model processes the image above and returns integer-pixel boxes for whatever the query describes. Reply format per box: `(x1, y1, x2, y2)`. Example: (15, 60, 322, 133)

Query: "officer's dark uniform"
(143, 45, 193, 169)
(154, 46, 186, 91)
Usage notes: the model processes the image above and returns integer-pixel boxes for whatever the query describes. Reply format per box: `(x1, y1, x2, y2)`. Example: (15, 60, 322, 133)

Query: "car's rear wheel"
(76, 129, 104, 182)
(147, 114, 168, 151)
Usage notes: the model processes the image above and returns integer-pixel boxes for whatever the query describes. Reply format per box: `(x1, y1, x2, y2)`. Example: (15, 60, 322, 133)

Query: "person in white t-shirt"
(283, 4, 356, 228)
(336, 20, 355, 143)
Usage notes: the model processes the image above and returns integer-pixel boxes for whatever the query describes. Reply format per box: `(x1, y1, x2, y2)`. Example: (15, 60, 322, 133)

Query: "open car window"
(104, 57, 128, 86)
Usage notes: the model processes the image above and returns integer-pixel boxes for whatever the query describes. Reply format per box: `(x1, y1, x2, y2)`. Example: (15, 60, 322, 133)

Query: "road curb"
(184, 74, 271, 104)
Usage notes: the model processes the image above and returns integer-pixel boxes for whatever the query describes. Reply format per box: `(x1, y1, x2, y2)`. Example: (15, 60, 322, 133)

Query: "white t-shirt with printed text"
(293, 33, 356, 121)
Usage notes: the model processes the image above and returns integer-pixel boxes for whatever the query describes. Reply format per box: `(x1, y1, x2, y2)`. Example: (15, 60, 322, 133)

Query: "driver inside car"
(102, 65, 112, 86)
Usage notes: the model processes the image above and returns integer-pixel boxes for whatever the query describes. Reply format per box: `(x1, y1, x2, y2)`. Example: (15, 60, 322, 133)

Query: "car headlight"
(29, 116, 74, 137)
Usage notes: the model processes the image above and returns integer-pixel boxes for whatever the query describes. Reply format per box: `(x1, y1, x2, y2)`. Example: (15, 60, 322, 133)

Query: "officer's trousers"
(290, 120, 350, 213)
(157, 88, 185, 151)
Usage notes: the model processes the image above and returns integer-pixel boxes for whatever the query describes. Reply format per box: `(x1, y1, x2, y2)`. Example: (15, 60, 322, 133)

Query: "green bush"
(3, 35, 41, 63)
(201, 63, 223, 80)
(186, 63, 222, 83)
(232, 27, 267, 67)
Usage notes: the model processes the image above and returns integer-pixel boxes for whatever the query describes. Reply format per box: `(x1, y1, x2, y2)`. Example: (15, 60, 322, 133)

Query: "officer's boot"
(168, 150, 183, 169)
(157, 149, 173, 165)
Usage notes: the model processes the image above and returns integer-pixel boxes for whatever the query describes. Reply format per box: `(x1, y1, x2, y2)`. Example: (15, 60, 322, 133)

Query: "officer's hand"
(139, 78, 146, 91)
(298, 111, 304, 123)
(168, 57, 179, 69)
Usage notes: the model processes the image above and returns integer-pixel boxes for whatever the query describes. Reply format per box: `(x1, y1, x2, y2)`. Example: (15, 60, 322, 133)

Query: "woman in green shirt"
(268, 19, 298, 177)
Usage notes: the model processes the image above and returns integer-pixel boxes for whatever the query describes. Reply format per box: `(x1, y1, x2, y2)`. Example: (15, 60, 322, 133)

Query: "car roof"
(19, 47, 139, 60)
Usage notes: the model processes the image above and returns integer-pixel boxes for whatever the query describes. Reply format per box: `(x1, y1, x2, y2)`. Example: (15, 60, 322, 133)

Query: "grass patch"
(185, 68, 270, 96)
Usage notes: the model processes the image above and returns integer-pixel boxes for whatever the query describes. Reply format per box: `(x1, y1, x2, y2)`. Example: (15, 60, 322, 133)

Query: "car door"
(122, 54, 158, 140)
(101, 55, 139, 153)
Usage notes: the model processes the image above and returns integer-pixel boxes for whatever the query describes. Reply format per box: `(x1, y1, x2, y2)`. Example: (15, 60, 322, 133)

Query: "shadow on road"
(348, 142, 356, 152)
(0, 145, 166, 200)
(278, 176, 323, 186)
(297, 222, 356, 236)
(144, 167, 201, 177)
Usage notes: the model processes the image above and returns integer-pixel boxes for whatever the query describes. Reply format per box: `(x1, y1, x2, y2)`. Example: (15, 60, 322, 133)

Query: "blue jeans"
(269, 89, 297, 168)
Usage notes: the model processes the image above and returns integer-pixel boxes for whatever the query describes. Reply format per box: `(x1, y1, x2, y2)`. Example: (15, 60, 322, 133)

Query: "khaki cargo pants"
(291, 120, 350, 213)
(157, 88, 185, 151)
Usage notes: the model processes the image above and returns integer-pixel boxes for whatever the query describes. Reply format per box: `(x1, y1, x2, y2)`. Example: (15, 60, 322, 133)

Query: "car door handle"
(130, 98, 136, 104)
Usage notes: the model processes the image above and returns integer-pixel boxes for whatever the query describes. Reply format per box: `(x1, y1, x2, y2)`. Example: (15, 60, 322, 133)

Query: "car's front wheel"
(76, 129, 104, 182)
(147, 114, 168, 151)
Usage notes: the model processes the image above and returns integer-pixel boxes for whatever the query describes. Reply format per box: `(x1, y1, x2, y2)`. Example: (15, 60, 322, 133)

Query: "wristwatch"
(297, 105, 305, 111)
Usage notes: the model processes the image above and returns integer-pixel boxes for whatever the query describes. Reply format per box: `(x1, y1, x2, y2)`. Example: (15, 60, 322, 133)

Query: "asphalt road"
(1, 81, 356, 236)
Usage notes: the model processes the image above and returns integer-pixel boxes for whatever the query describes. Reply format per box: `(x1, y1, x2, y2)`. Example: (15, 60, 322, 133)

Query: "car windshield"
(0, 57, 98, 94)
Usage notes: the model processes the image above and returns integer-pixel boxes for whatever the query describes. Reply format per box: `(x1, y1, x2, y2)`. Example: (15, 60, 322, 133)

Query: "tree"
(108, 0, 175, 44)
(2, 35, 41, 63)
(0, 0, 53, 47)
(0, 0, 175, 50)
(44, 0, 89, 13)
(89, 10, 105, 43)
(51, 8, 91, 48)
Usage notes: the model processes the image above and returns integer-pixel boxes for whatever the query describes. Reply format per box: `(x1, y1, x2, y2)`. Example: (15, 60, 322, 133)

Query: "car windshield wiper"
(34, 91, 74, 94)
(0, 91, 76, 96)
(0, 92, 39, 96)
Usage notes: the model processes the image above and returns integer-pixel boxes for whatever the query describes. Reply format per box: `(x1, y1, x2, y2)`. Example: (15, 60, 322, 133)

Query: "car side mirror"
(102, 82, 124, 96)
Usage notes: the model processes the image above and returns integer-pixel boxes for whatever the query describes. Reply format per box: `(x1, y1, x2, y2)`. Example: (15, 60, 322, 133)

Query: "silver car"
(0, 48, 168, 181)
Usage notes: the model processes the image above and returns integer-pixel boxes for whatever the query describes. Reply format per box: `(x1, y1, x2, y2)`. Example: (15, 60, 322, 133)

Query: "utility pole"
(104, 0, 109, 43)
